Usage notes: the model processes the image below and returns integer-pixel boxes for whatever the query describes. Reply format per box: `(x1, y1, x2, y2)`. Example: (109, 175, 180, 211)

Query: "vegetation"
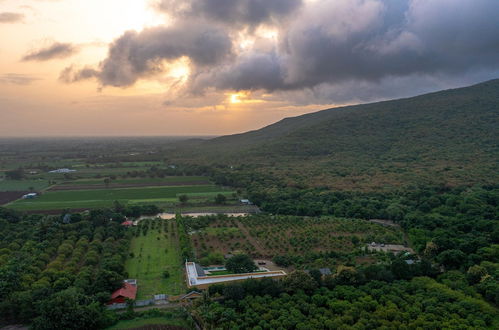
(198, 277, 498, 329)
(187, 214, 404, 266)
(180, 79, 499, 191)
(7, 185, 232, 211)
(107, 308, 193, 329)
(225, 254, 258, 274)
(0, 207, 129, 329)
(125, 219, 185, 299)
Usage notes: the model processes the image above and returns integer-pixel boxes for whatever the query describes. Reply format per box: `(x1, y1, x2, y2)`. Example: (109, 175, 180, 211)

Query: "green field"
(0, 179, 50, 192)
(125, 219, 185, 299)
(8, 185, 233, 211)
(58, 176, 209, 186)
(106, 316, 190, 330)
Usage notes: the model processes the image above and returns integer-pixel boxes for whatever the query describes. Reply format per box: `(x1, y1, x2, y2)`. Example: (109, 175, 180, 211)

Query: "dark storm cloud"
(185, 0, 499, 93)
(0, 12, 24, 23)
(63, 22, 233, 87)
(22, 42, 78, 61)
(157, 0, 303, 28)
(66, 0, 499, 102)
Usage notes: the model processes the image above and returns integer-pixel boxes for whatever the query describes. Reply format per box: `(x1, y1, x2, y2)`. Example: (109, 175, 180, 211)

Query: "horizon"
(1, 0, 499, 136)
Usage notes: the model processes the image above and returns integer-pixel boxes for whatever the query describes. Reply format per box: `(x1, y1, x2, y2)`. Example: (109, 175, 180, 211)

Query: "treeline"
(0, 208, 132, 329)
(176, 216, 194, 260)
(199, 275, 497, 329)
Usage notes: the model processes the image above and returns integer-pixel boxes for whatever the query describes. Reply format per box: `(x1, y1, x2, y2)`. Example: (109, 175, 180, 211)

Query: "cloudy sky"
(1, 0, 498, 136)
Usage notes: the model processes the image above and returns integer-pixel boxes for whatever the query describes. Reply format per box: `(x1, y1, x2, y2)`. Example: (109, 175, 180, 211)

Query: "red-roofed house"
(107, 282, 137, 305)
(121, 220, 134, 227)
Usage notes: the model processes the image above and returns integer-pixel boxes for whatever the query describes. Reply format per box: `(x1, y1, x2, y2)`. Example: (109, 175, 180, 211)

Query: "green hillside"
(182, 79, 499, 190)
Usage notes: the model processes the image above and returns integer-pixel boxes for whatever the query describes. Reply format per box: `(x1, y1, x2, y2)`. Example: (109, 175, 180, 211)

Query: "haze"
(1, 0, 499, 137)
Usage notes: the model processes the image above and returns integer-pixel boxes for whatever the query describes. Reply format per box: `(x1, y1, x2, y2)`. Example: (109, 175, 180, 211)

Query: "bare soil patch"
(0, 191, 27, 205)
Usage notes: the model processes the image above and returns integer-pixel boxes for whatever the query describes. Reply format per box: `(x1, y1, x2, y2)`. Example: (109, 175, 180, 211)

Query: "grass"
(106, 315, 189, 329)
(125, 221, 185, 299)
(8, 185, 233, 211)
(0, 179, 50, 192)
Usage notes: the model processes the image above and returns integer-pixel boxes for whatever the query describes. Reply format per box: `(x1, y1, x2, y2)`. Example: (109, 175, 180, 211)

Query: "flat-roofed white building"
(185, 262, 286, 289)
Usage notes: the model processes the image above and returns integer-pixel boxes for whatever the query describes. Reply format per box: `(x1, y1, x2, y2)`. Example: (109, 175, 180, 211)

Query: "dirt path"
(235, 221, 268, 257)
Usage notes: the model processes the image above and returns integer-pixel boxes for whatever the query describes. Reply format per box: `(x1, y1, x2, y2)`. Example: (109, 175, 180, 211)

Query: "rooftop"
(186, 262, 286, 288)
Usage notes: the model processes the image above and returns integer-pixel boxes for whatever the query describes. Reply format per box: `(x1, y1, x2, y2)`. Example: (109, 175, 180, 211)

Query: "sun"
(230, 93, 243, 104)
(121, 0, 166, 32)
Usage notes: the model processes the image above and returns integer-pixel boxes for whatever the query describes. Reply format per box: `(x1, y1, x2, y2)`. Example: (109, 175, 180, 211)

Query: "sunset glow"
(1, 0, 498, 137)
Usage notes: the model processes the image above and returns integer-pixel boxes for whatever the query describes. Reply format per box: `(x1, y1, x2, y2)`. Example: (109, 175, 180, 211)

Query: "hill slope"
(182, 79, 499, 190)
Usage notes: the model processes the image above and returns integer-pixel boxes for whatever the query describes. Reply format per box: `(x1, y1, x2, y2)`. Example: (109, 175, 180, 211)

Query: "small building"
(319, 268, 332, 276)
(107, 281, 137, 305)
(121, 220, 134, 227)
(240, 199, 253, 205)
(49, 168, 77, 174)
(22, 193, 38, 199)
(63, 214, 72, 224)
(154, 294, 168, 301)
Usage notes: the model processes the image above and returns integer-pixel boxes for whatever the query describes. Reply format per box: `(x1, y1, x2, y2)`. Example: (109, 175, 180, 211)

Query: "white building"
(49, 168, 77, 174)
(185, 262, 286, 289)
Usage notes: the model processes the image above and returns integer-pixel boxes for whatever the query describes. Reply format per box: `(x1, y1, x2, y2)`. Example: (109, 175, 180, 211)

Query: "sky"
(1, 0, 499, 137)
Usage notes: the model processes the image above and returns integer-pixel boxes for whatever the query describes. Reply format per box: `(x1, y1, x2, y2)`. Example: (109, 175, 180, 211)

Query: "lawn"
(0, 179, 50, 192)
(8, 185, 233, 211)
(125, 219, 186, 299)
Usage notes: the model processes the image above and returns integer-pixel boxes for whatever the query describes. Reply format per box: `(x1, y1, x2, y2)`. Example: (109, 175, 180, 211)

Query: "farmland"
(186, 214, 406, 268)
(125, 218, 185, 299)
(0, 179, 50, 192)
(7, 184, 234, 211)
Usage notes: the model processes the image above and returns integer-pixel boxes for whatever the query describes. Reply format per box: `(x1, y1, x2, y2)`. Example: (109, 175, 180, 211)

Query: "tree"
(214, 194, 227, 205)
(283, 271, 318, 293)
(225, 254, 257, 274)
(5, 169, 24, 180)
(179, 195, 189, 204)
(438, 249, 467, 270)
(31, 288, 111, 330)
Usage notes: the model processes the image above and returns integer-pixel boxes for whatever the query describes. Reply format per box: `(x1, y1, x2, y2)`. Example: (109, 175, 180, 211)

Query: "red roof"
(110, 282, 137, 301)
(121, 221, 134, 226)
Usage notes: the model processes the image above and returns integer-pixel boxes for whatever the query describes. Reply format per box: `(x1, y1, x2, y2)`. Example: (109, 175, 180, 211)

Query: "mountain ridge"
(179, 79, 499, 190)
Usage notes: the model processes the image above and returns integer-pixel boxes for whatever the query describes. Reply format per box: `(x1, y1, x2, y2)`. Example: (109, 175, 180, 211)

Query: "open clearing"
(7, 185, 233, 211)
(125, 219, 185, 299)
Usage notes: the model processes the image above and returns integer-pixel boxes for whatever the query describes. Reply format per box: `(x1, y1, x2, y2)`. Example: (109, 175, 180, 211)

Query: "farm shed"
(107, 282, 137, 305)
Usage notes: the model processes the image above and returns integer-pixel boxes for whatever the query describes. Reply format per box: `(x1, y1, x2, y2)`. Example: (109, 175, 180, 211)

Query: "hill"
(179, 79, 499, 190)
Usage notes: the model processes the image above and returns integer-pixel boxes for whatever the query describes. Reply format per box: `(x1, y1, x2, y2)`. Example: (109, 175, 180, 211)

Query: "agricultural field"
(52, 176, 210, 190)
(7, 184, 234, 211)
(0, 179, 50, 192)
(125, 218, 186, 299)
(187, 214, 406, 261)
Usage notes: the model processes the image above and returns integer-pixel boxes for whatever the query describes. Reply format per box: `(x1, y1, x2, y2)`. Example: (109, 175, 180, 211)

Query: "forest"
(189, 183, 499, 328)
(0, 207, 134, 329)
